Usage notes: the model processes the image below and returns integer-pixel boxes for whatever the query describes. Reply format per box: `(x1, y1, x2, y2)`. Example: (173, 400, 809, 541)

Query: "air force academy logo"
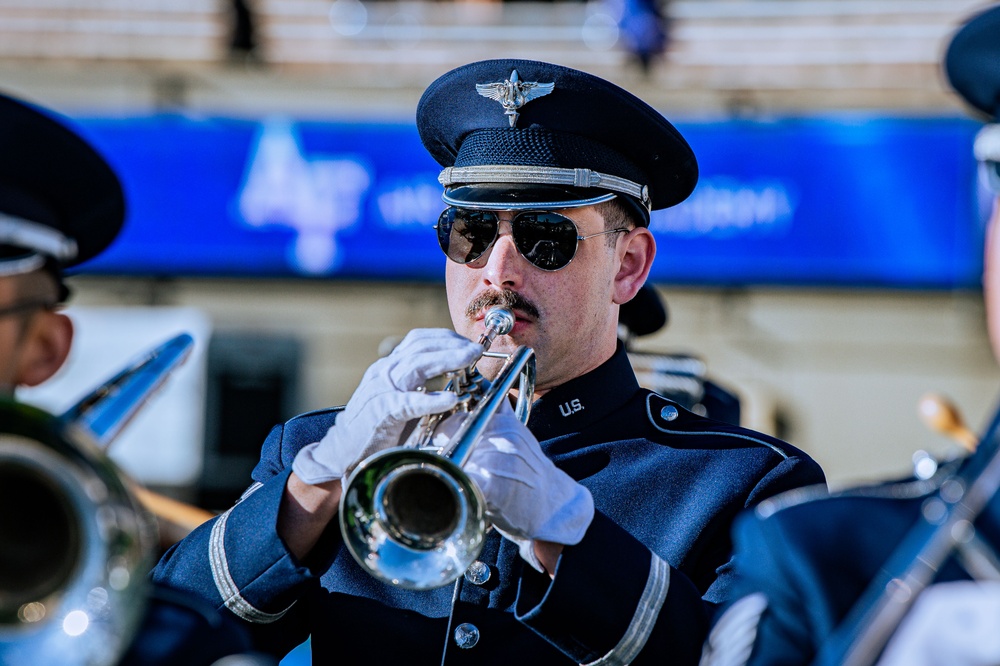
(237, 121, 371, 275)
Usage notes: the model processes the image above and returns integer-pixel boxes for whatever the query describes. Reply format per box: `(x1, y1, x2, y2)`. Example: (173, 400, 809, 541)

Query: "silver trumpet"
(340, 307, 536, 590)
(0, 333, 193, 666)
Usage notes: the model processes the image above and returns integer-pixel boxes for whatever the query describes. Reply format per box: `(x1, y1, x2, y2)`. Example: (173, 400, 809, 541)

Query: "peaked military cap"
(946, 4, 1000, 190)
(945, 5, 1000, 121)
(416, 59, 697, 225)
(619, 283, 667, 337)
(0, 92, 124, 285)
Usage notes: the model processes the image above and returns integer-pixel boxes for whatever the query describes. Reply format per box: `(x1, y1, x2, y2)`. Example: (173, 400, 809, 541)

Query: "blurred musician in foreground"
(0, 91, 263, 666)
(154, 59, 824, 664)
(699, 6, 1000, 666)
(0, 94, 120, 395)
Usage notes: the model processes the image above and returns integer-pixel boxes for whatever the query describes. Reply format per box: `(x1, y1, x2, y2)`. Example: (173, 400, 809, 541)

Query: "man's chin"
(476, 354, 507, 382)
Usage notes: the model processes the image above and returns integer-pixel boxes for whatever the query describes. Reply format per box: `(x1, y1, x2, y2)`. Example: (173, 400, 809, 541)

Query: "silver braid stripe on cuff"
(438, 165, 651, 211)
(585, 553, 670, 665)
(209, 485, 295, 625)
(698, 593, 768, 666)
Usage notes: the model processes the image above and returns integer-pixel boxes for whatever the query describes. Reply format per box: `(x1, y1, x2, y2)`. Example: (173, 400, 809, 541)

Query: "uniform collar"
(527, 342, 640, 441)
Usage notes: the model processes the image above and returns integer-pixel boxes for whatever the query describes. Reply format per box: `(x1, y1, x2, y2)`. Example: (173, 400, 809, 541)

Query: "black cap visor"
(443, 183, 615, 209)
(442, 183, 650, 225)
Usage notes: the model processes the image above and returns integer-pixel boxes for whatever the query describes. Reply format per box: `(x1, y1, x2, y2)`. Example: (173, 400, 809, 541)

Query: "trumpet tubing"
(340, 307, 536, 590)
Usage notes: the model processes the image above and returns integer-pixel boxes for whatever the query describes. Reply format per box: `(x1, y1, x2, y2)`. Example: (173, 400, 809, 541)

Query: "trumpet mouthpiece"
(484, 307, 515, 337)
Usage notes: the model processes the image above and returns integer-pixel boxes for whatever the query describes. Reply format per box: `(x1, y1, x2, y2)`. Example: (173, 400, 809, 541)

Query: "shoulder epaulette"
(644, 392, 791, 459)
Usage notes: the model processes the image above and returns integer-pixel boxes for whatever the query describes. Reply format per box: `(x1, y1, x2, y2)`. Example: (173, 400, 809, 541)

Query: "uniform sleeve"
(701, 491, 925, 666)
(119, 582, 262, 666)
(699, 511, 820, 666)
(516, 511, 709, 665)
(151, 415, 341, 658)
(515, 453, 826, 666)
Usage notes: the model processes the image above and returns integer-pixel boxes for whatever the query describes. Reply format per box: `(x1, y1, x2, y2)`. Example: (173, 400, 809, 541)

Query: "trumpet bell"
(338, 311, 534, 590)
(340, 447, 487, 591)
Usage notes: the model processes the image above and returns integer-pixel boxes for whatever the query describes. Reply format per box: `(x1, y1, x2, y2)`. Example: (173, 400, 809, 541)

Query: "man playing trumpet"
(155, 59, 825, 664)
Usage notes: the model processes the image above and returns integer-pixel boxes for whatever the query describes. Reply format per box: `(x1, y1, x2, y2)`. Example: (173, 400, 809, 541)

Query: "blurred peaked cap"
(619, 283, 667, 337)
(0, 92, 124, 279)
(944, 4, 1000, 120)
(416, 59, 698, 225)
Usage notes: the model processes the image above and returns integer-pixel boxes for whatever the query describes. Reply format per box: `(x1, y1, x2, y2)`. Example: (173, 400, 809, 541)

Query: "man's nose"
(481, 224, 527, 289)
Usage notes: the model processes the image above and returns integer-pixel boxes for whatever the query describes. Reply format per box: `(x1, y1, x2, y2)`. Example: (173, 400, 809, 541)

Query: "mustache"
(465, 290, 540, 321)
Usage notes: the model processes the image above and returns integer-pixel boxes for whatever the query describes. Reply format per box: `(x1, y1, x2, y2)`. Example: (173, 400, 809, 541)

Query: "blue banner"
(72, 114, 987, 288)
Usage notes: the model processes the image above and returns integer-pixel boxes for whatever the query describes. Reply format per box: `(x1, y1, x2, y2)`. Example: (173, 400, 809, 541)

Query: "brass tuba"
(0, 334, 193, 666)
(340, 307, 535, 590)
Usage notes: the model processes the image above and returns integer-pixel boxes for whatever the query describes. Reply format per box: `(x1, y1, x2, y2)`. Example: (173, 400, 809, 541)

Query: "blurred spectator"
(607, 0, 671, 72)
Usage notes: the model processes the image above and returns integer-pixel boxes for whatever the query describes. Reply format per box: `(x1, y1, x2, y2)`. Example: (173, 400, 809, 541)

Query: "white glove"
(463, 401, 594, 570)
(876, 580, 1000, 666)
(292, 328, 483, 485)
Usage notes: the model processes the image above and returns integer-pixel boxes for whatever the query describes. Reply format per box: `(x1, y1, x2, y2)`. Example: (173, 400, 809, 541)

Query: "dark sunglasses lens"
(437, 208, 499, 264)
(512, 212, 579, 271)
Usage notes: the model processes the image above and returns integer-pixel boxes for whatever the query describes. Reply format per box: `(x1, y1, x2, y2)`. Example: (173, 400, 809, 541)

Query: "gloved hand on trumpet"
(432, 398, 595, 573)
(291, 324, 595, 580)
(464, 400, 595, 573)
(292, 328, 483, 485)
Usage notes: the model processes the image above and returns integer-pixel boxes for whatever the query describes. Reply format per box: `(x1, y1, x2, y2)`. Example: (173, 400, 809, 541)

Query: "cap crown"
(417, 59, 697, 216)
(945, 5, 1000, 120)
(0, 93, 124, 272)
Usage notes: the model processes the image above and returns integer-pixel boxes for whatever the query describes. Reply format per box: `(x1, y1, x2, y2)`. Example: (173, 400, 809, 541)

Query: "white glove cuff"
(533, 483, 595, 546)
(292, 441, 343, 485)
(496, 527, 546, 574)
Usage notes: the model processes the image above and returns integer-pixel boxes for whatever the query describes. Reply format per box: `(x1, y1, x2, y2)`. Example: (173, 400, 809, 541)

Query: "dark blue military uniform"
(120, 583, 264, 666)
(699, 471, 1000, 666)
(154, 344, 824, 664)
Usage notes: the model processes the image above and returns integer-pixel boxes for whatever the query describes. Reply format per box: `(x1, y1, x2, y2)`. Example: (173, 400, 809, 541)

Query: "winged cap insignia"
(476, 70, 555, 127)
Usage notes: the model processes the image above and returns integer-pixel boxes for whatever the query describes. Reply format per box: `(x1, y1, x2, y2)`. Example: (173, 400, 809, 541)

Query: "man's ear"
(16, 311, 73, 387)
(613, 227, 655, 305)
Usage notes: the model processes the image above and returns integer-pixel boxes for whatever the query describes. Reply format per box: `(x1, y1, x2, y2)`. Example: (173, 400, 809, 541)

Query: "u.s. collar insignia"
(476, 70, 555, 128)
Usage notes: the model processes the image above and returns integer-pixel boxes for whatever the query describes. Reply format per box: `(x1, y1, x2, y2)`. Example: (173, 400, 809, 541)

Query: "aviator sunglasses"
(436, 207, 629, 272)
